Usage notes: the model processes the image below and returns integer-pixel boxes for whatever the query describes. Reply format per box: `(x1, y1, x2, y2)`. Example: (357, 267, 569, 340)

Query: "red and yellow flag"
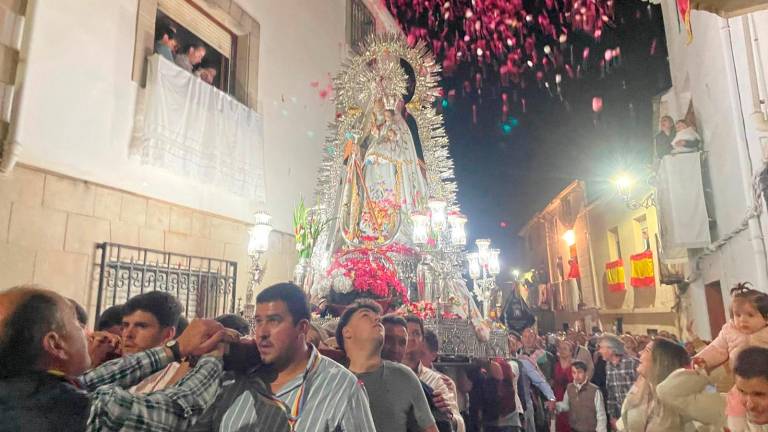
(678, 0, 693, 44)
(630, 250, 655, 288)
(605, 259, 625, 292)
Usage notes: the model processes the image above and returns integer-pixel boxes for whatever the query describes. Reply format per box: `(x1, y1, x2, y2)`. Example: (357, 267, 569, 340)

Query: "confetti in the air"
(382, 0, 658, 123)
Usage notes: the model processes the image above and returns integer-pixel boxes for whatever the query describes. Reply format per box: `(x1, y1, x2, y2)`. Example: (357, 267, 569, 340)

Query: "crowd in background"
(2, 281, 768, 431)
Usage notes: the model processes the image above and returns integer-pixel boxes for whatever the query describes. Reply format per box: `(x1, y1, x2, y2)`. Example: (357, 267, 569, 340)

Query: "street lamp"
(244, 211, 273, 318)
(563, 229, 576, 247)
(410, 199, 467, 249)
(468, 238, 501, 319)
(613, 173, 655, 209)
(410, 200, 467, 311)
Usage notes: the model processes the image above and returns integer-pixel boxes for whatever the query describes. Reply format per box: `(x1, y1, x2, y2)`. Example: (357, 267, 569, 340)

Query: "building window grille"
(94, 242, 238, 323)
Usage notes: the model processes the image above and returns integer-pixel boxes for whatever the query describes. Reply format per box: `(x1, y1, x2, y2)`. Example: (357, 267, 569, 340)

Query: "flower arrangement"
(401, 301, 436, 320)
(293, 197, 328, 260)
(325, 248, 409, 301)
(361, 198, 400, 232)
(314, 241, 418, 305)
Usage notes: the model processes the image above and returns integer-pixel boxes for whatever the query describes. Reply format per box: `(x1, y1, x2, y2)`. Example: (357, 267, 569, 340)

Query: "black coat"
(0, 372, 89, 432)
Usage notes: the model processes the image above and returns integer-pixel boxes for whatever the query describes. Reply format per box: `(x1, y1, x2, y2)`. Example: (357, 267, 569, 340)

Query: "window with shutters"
(154, 2, 235, 93)
(132, 0, 260, 109)
(348, 0, 375, 53)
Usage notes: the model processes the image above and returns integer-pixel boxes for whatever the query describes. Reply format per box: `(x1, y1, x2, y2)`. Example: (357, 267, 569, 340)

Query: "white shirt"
(129, 361, 182, 394)
(418, 363, 465, 432)
(556, 381, 608, 432)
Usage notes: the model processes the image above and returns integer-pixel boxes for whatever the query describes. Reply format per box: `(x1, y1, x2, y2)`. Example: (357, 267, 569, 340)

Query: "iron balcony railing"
(94, 242, 237, 323)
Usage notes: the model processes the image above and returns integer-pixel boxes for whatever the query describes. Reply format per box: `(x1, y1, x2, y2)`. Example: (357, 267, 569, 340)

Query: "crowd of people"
(2, 281, 768, 431)
(154, 21, 218, 85)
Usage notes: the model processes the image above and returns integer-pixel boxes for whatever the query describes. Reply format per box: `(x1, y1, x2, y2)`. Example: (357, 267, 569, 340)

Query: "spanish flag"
(677, 0, 693, 44)
(606, 259, 625, 292)
(630, 250, 656, 288)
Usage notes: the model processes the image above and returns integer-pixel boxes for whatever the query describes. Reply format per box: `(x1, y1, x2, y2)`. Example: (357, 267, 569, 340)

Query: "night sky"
(389, 0, 672, 268)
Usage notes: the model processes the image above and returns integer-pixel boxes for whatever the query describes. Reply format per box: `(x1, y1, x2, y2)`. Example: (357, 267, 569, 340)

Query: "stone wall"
(0, 165, 297, 323)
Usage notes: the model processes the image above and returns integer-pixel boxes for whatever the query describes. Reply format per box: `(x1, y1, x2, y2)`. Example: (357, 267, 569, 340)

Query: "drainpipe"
(0, 0, 34, 175)
(720, 17, 768, 292)
(744, 14, 768, 132)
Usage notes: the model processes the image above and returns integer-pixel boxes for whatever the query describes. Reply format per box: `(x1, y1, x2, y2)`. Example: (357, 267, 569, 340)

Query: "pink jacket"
(695, 322, 768, 417)
(695, 322, 768, 370)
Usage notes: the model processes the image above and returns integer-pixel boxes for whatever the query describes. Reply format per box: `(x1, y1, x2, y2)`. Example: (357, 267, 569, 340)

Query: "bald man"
(0, 285, 238, 432)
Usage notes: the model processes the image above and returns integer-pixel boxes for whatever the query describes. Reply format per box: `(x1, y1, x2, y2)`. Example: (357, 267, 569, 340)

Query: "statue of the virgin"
(334, 55, 428, 248)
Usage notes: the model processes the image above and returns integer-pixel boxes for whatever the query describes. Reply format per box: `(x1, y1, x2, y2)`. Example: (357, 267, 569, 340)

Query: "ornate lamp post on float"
(410, 198, 468, 316)
(243, 211, 273, 318)
(466, 239, 501, 319)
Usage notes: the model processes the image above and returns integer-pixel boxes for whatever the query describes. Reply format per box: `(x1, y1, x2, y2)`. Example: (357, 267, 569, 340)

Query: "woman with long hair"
(619, 338, 726, 431)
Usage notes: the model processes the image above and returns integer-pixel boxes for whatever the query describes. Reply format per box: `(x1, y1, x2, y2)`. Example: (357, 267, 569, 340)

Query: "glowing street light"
(613, 174, 634, 201)
(612, 172, 655, 210)
(562, 229, 576, 247)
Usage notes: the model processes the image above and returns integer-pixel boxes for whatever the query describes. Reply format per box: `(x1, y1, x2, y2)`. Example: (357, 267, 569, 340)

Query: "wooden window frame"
(132, 0, 259, 109)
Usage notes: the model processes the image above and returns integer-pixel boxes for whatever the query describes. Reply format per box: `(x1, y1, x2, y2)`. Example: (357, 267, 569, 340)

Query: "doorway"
(704, 281, 727, 338)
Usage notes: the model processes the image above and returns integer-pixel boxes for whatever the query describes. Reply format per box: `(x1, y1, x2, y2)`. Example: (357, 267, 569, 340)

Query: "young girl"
(694, 283, 768, 432)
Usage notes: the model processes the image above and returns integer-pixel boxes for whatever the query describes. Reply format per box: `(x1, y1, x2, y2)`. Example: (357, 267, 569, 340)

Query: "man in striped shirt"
(205, 283, 376, 432)
(402, 315, 465, 432)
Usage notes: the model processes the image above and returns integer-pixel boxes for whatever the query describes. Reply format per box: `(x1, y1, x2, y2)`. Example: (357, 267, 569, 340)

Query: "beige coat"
(618, 369, 725, 432)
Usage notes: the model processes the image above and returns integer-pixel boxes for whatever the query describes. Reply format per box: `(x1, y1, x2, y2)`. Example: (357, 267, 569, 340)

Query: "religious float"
(294, 34, 508, 361)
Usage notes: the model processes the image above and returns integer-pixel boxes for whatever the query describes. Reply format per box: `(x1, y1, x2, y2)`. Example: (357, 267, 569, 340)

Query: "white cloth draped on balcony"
(656, 152, 711, 250)
(137, 55, 265, 201)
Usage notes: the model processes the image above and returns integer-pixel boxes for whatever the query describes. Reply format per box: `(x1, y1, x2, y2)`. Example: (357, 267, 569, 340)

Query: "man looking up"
(0, 284, 237, 431)
(336, 300, 437, 432)
(212, 283, 375, 431)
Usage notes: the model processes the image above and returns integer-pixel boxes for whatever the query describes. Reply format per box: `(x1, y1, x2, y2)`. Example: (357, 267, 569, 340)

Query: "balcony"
(132, 55, 265, 201)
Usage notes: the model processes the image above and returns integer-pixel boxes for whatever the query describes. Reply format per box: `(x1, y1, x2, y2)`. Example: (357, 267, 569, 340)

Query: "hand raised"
(88, 331, 122, 366)
(432, 391, 451, 415)
(176, 319, 240, 357)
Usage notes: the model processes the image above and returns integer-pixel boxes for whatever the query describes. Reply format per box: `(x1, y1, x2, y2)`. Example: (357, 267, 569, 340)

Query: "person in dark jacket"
(0, 284, 237, 432)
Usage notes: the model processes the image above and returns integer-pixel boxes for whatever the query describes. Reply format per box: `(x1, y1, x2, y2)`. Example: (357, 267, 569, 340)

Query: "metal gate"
(94, 242, 237, 322)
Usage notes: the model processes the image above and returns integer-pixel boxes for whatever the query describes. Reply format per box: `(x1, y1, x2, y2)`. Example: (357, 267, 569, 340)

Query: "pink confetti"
(383, 0, 627, 121)
(592, 96, 603, 113)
